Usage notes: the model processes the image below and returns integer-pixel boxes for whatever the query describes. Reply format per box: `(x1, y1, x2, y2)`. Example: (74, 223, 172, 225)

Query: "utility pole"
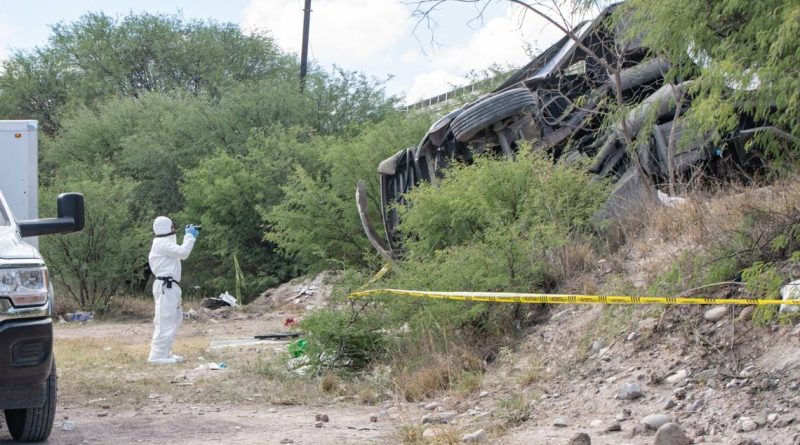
(299, 0, 312, 92)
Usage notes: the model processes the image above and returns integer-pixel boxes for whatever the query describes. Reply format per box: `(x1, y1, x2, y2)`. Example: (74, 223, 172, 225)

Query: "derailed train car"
(356, 4, 765, 258)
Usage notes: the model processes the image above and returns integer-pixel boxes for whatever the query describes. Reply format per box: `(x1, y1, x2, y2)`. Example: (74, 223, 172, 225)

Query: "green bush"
(395, 151, 608, 292)
(742, 262, 784, 325)
(300, 306, 389, 372)
(40, 169, 150, 311)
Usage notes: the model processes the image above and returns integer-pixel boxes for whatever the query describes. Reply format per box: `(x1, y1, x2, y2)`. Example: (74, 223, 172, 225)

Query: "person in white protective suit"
(148, 216, 198, 364)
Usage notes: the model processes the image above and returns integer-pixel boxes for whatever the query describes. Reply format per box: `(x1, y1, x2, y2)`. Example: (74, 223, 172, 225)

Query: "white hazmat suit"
(148, 216, 196, 364)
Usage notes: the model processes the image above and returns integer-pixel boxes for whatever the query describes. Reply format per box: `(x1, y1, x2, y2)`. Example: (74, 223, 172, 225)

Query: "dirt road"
(0, 312, 402, 444)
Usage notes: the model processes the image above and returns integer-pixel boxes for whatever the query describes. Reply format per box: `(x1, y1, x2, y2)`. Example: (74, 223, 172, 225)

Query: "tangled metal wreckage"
(357, 4, 771, 259)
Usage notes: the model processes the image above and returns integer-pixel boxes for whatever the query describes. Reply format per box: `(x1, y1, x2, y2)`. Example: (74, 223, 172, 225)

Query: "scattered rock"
(641, 414, 670, 430)
(739, 365, 756, 378)
(568, 432, 591, 445)
(280, 439, 294, 444)
(776, 415, 796, 428)
(591, 339, 608, 353)
(424, 402, 440, 411)
(704, 306, 729, 322)
(753, 412, 768, 427)
(627, 331, 638, 341)
(462, 429, 487, 443)
(370, 415, 378, 422)
(759, 378, 778, 391)
(768, 413, 778, 423)
(605, 422, 622, 432)
(423, 428, 439, 438)
(695, 369, 717, 382)
(687, 398, 705, 412)
(638, 318, 658, 331)
(479, 391, 489, 398)
(736, 417, 758, 432)
(664, 399, 677, 410)
(734, 439, 761, 445)
(422, 412, 456, 425)
(62, 420, 76, 431)
(726, 379, 743, 389)
(739, 306, 755, 321)
(97, 412, 108, 417)
(590, 419, 603, 428)
(553, 418, 568, 427)
(654, 422, 690, 445)
(314, 421, 323, 428)
(667, 370, 688, 384)
(620, 383, 643, 400)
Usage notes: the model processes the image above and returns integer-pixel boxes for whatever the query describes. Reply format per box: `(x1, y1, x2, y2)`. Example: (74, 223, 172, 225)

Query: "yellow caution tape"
(348, 288, 800, 305)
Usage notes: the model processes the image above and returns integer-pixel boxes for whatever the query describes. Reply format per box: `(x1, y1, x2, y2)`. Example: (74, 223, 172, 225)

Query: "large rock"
(568, 432, 591, 445)
(641, 414, 671, 430)
(654, 422, 690, 445)
(739, 306, 755, 321)
(462, 429, 487, 443)
(704, 306, 729, 322)
(666, 370, 687, 384)
(620, 383, 643, 400)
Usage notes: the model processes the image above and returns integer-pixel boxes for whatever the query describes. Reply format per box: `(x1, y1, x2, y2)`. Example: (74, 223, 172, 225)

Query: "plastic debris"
(182, 309, 199, 320)
(200, 291, 238, 310)
(194, 362, 228, 370)
(288, 339, 307, 357)
(62, 420, 76, 431)
(218, 291, 237, 307)
(65, 311, 93, 322)
(779, 279, 800, 314)
(657, 190, 688, 208)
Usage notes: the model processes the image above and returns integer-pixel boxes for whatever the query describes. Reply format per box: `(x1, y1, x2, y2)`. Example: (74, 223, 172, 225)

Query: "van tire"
(451, 88, 536, 142)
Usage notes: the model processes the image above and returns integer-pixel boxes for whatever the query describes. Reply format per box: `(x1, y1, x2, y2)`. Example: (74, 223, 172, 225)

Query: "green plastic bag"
(288, 339, 307, 357)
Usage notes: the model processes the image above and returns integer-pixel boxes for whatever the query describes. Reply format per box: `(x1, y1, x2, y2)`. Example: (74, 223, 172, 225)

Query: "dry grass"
(54, 325, 327, 409)
(396, 424, 463, 445)
(395, 358, 453, 402)
(552, 240, 597, 281)
(606, 176, 800, 292)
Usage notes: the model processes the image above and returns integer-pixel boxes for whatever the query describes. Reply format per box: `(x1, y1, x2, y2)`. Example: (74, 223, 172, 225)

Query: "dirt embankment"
(8, 198, 800, 445)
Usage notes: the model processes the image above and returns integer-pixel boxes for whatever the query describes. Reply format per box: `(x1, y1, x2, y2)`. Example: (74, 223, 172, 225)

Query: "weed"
(395, 358, 452, 402)
(319, 372, 340, 393)
(454, 371, 483, 396)
(497, 393, 532, 426)
(577, 305, 634, 360)
(751, 306, 780, 326)
(397, 424, 425, 444)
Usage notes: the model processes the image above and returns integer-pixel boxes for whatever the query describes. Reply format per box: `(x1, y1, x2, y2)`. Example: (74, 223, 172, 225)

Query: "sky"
(0, 0, 594, 105)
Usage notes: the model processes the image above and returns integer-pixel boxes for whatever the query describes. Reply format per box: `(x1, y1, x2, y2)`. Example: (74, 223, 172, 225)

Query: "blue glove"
(185, 224, 199, 238)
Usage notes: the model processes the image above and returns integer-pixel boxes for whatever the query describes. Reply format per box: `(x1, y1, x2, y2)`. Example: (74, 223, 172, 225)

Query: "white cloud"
(0, 14, 14, 64)
(406, 70, 467, 103)
(405, 4, 567, 103)
(242, 0, 407, 65)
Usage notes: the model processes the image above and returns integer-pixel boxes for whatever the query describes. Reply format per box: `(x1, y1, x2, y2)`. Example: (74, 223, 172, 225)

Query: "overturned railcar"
(357, 4, 764, 258)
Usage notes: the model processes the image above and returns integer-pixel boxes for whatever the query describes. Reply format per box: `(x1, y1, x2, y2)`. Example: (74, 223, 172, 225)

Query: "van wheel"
(451, 88, 536, 142)
(5, 361, 56, 442)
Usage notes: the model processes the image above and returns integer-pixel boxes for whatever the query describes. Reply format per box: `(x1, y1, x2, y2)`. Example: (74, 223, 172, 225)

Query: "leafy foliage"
(0, 11, 400, 307)
(39, 171, 150, 311)
(264, 113, 430, 271)
(395, 152, 609, 292)
(0, 12, 295, 134)
(620, 0, 800, 165)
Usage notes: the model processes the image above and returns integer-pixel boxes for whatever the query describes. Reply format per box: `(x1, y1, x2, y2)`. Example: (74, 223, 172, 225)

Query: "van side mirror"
(18, 193, 85, 237)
